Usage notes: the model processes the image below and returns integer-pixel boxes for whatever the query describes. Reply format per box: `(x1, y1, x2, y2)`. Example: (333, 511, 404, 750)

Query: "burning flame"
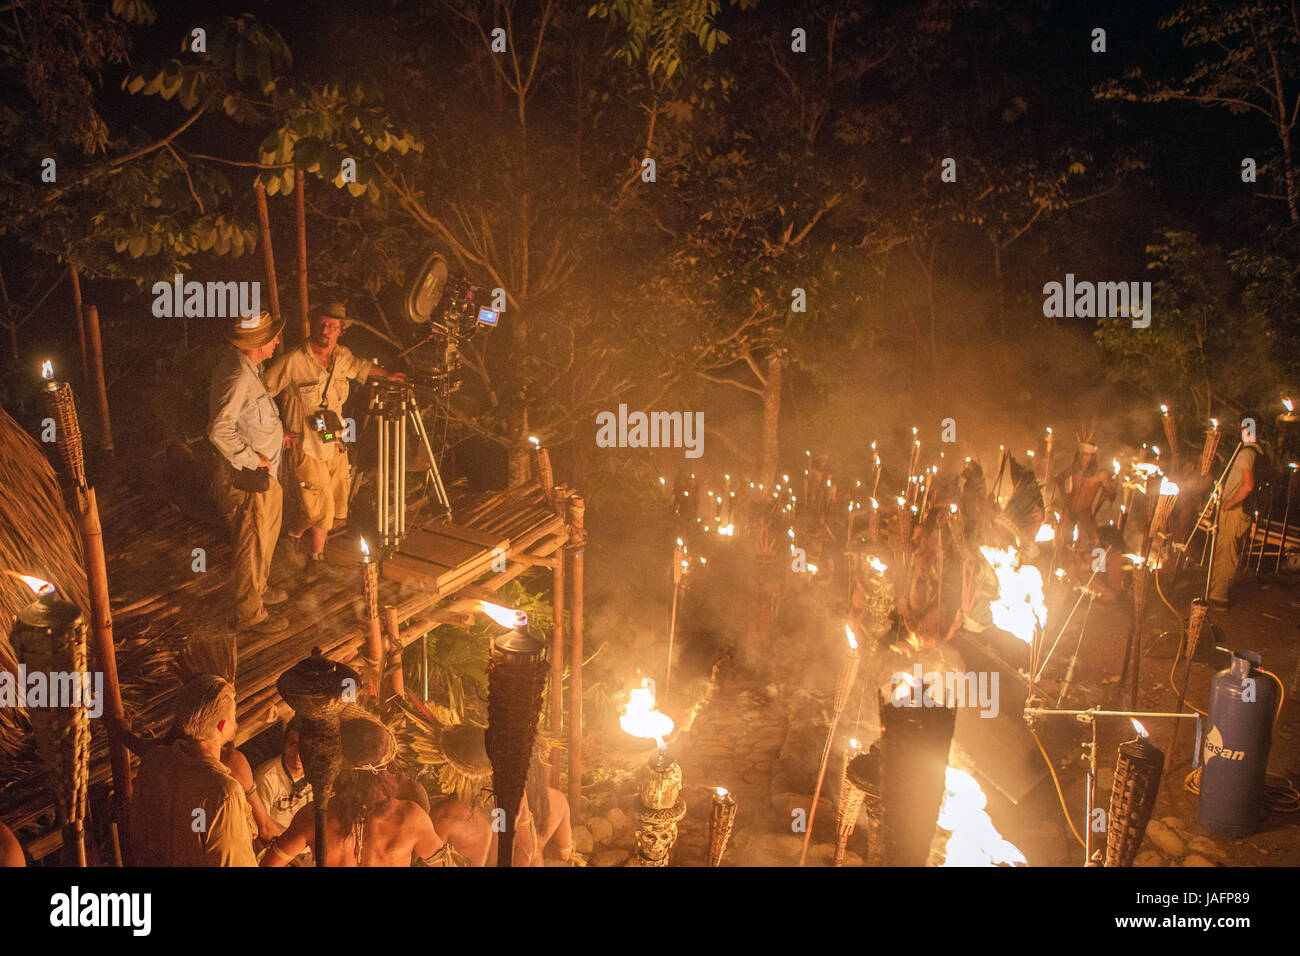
(938, 767, 1027, 867)
(1034, 524, 1055, 543)
(1158, 477, 1179, 496)
(714, 787, 729, 798)
(1112, 459, 1121, 475)
(8, 572, 55, 596)
(359, 537, 370, 557)
(478, 600, 528, 629)
(1210, 418, 1219, 429)
(41, 360, 54, 380)
(620, 679, 674, 747)
(868, 556, 888, 574)
(845, 624, 858, 651)
(978, 546, 1047, 644)
(528, 435, 540, 447)
(1285, 398, 1295, 414)
(893, 672, 917, 702)
(1131, 718, 1149, 738)
(1160, 404, 1168, 415)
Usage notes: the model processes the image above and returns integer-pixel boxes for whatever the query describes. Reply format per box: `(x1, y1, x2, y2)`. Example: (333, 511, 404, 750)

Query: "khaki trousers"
(220, 473, 283, 628)
(1208, 505, 1251, 602)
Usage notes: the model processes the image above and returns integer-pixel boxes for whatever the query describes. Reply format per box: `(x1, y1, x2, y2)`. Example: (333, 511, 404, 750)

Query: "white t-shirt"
(254, 756, 313, 831)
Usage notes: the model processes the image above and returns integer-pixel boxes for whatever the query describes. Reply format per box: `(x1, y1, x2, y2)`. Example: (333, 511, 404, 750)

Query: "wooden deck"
(0, 478, 570, 861)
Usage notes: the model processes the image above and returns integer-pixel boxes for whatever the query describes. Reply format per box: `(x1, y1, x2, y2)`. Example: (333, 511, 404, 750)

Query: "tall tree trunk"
(759, 352, 782, 483)
(508, 403, 530, 487)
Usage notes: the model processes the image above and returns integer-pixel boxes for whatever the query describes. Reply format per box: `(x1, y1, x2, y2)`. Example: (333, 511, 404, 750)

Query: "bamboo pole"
(295, 169, 309, 343)
(68, 264, 89, 387)
(384, 605, 404, 699)
(567, 496, 585, 814)
(549, 543, 565, 788)
(78, 484, 132, 862)
(83, 306, 113, 452)
(254, 180, 281, 322)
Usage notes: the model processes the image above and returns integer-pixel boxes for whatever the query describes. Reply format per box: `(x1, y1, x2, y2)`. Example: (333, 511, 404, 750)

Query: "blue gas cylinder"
(1197, 650, 1277, 837)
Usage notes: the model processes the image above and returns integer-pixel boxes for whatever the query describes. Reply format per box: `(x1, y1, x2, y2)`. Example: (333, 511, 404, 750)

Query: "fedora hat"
(311, 300, 350, 328)
(228, 310, 284, 350)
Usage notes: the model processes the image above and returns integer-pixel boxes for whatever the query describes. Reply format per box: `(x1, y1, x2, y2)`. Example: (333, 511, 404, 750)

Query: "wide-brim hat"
(227, 310, 284, 350)
(312, 300, 350, 328)
(340, 703, 398, 772)
(432, 722, 493, 803)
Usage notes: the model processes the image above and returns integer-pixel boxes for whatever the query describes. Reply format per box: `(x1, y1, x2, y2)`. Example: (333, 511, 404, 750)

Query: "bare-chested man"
(262, 710, 442, 867)
(0, 821, 25, 867)
(430, 744, 572, 866)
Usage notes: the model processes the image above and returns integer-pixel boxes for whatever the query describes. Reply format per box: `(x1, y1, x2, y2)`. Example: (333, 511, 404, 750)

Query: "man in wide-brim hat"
(264, 300, 406, 569)
(208, 310, 292, 635)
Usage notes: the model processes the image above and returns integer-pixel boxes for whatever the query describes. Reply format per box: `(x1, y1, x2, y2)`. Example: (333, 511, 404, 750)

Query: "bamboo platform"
(0, 480, 570, 861)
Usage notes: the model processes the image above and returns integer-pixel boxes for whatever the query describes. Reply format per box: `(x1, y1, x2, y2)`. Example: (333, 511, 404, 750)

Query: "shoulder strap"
(319, 356, 338, 408)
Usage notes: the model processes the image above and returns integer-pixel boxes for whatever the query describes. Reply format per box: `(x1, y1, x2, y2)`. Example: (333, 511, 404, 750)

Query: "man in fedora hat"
(261, 706, 444, 866)
(209, 310, 291, 635)
(264, 301, 406, 567)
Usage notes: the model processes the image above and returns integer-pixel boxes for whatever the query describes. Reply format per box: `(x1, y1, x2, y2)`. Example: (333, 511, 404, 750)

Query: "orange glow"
(620, 679, 674, 747)
(8, 572, 55, 596)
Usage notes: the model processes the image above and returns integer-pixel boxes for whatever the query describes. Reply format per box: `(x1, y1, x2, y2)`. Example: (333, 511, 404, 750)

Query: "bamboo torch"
(834, 743, 874, 866)
(1168, 598, 1210, 767)
(9, 576, 90, 866)
(1105, 719, 1164, 866)
(1160, 404, 1178, 467)
(707, 787, 738, 866)
(360, 538, 383, 699)
(798, 625, 860, 866)
(38, 361, 132, 859)
(1275, 463, 1298, 572)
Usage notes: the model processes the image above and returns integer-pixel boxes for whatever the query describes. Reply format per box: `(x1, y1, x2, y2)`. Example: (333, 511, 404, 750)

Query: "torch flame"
(714, 786, 729, 797)
(620, 679, 674, 746)
(1034, 523, 1055, 543)
(41, 360, 53, 380)
(528, 435, 540, 447)
(1285, 398, 1295, 413)
(868, 556, 888, 574)
(938, 767, 1027, 867)
(1210, 419, 1219, 429)
(1130, 718, 1149, 738)
(8, 572, 55, 596)
(1158, 477, 1179, 496)
(1160, 404, 1168, 415)
(360, 537, 370, 557)
(978, 546, 1047, 644)
(478, 600, 528, 630)
(893, 672, 917, 701)
(845, 624, 858, 651)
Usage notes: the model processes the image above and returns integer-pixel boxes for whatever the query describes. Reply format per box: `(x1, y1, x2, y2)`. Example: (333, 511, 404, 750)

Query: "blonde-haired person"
(131, 676, 257, 866)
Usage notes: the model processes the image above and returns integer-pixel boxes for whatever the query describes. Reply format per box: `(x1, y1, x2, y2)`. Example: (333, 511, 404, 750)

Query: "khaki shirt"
(208, 347, 284, 480)
(1223, 445, 1259, 512)
(264, 344, 371, 461)
(132, 741, 258, 867)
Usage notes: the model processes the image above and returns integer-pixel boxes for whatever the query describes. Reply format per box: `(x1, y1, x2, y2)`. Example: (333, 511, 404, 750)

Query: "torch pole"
(254, 179, 282, 322)
(84, 306, 113, 453)
(567, 496, 586, 814)
(1275, 467, 1297, 572)
(295, 168, 309, 344)
(799, 646, 859, 867)
(384, 605, 404, 699)
(69, 264, 89, 387)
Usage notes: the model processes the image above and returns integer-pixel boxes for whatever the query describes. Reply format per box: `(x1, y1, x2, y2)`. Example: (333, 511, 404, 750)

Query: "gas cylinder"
(1197, 650, 1277, 837)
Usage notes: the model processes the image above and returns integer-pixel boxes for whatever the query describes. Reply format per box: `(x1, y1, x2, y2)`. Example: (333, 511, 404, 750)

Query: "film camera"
(402, 252, 499, 372)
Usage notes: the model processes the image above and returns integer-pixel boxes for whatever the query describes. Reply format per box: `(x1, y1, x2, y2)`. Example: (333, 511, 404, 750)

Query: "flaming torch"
(8, 574, 90, 866)
(359, 538, 384, 697)
(707, 787, 738, 866)
(40, 360, 86, 489)
(1170, 598, 1211, 765)
(1142, 477, 1180, 561)
(666, 538, 686, 695)
(621, 680, 685, 866)
(1105, 719, 1165, 866)
(528, 435, 557, 510)
(483, 606, 548, 867)
(799, 625, 861, 866)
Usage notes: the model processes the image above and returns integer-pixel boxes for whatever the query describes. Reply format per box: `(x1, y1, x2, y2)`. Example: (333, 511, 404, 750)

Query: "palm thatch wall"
(0, 403, 90, 765)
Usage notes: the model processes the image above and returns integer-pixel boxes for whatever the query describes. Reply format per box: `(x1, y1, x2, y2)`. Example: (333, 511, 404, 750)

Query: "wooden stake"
(567, 496, 586, 815)
(83, 306, 113, 452)
(384, 605, 404, 699)
(254, 180, 281, 321)
(295, 169, 309, 343)
(69, 264, 89, 387)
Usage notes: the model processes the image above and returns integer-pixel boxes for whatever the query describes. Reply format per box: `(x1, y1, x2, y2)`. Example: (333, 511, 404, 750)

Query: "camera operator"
(265, 302, 406, 569)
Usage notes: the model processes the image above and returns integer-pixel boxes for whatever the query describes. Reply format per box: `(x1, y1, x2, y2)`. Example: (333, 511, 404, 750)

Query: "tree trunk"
(759, 352, 782, 484)
(507, 404, 530, 487)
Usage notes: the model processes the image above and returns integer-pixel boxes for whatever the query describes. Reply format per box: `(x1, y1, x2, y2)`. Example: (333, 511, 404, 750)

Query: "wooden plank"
(420, 520, 507, 550)
(397, 528, 496, 568)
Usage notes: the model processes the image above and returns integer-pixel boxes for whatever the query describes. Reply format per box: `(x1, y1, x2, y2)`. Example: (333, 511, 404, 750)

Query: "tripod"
(368, 381, 452, 550)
